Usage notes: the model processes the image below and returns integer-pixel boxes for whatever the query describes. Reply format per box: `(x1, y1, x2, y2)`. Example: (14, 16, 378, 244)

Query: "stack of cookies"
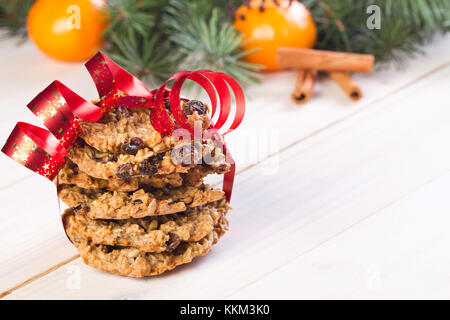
(58, 100, 231, 277)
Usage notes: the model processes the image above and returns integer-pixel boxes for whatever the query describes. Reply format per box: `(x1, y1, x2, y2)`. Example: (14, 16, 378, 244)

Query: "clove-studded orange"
(27, 0, 107, 62)
(233, 0, 317, 71)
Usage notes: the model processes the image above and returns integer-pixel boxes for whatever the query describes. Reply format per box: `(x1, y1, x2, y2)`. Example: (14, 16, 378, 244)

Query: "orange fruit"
(27, 0, 107, 62)
(233, 0, 317, 71)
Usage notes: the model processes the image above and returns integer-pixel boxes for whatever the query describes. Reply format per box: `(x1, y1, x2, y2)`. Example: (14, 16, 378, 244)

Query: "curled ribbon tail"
(161, 68, 246, 202)
(3, 51, 246, 202)
(209, 72, 246, 135)
(167, 71, 219, 133)
(86, 52, 152, 97)
(85, 52, 154, 114)
(2, 122, 67, 181)
(223, 148, 236, 202)
(27, 80, 102, 149)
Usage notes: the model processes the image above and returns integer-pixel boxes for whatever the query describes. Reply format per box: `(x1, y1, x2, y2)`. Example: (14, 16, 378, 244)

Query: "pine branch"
(163, 0, 262, 85)
(104, 29, 176, 86)
(104, 0, 162, 37)
(104, 0, 261, 85)
(103, 0, 177, 85)
(1, 0, 449, 79)
(304, 0, 450, 65)
(0, 0, 34, 39)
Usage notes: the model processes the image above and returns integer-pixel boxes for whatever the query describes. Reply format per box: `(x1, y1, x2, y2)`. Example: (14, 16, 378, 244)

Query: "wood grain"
(5, 64, 450, 299)
(230, 170, 450, 299)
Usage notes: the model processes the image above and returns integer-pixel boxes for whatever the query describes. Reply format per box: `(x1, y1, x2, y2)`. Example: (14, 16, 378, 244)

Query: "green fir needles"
(0, 0, 449, 84)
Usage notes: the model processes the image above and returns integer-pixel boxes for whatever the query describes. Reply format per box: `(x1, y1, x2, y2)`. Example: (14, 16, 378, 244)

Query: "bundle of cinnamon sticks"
(277, 48, 375, 104)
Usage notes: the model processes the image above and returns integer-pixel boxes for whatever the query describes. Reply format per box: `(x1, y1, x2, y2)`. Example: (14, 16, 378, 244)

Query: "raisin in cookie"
(58, 184, 225, 219)
(63, 202, 229, 253)
(58, 160, 218, 192)
(79, 102, 210, 153)
(67, 138, 229, 180)
(73, 222, 225, 278)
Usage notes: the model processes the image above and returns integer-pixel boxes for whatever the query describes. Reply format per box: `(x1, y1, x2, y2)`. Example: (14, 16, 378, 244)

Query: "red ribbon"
(27, 80, 103, 150)
(2, 51, 245, 201)
(1, 122, 67, 179)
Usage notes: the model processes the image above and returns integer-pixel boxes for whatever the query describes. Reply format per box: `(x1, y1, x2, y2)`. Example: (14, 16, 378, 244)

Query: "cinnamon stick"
(328, 71, 362, 101)
(291, 70, 317, 104)
(277, 48, 374, 73)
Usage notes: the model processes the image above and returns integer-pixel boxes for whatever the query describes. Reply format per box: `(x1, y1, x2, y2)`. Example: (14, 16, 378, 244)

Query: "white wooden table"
(1, 34, 449, 300)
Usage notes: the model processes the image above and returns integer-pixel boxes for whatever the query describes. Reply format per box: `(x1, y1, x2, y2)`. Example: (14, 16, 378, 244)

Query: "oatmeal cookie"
(67, 138, 229, 180)
(58, 184, 225, 219)
(58, 160, 218, 192)
(58, 160, 137, 192)
(63, 203, 229, 253)
(79, 102, 210, 153)
(73, 224, 224, 277)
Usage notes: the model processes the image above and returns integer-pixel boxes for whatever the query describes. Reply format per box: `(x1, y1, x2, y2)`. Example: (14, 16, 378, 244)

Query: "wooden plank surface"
(4, 61, 450, 299)
(230, 171, 450, 299)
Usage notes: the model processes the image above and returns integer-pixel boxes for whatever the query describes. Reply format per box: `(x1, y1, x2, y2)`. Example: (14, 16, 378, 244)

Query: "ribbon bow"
(2, 51, 245, 201)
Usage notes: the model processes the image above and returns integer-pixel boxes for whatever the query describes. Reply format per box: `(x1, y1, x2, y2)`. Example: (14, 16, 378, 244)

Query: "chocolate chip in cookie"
(183, 100, 207, 116)
(116, 163, 134, 179)
(121, 137, 145, 155)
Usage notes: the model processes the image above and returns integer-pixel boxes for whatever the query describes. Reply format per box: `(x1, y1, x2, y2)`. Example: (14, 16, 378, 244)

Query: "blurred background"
(1, 0, 449, 86)
(1, 0, 450, 299)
